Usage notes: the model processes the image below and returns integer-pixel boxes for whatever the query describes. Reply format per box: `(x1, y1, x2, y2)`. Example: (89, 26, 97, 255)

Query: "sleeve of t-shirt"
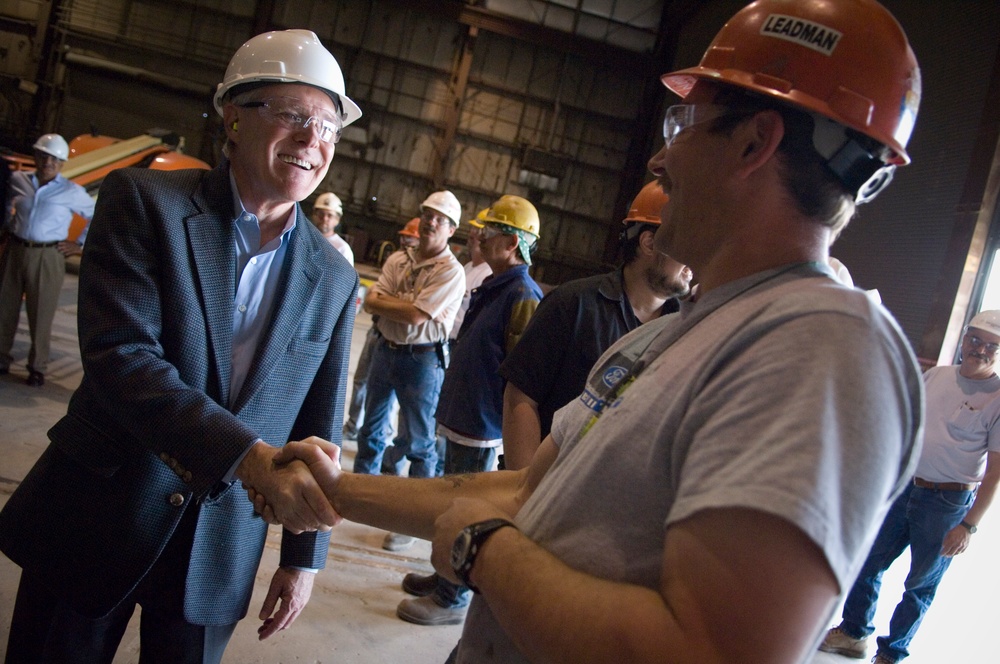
(666, 310, 921, 589)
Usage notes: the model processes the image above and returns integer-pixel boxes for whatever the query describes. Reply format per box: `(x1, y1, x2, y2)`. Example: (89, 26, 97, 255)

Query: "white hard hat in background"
(33, 133, 69, 161)
(214, 29, 362, 127)
(969, 310, 1000, 337)
(314, 192, 343, 215)
(420, 190, 461, 226)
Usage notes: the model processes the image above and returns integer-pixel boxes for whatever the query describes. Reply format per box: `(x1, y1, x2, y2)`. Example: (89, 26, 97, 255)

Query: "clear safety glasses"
(662, 104, 732, 148)
(239, 96, 343, 144)
(966, 333, 1000, 356)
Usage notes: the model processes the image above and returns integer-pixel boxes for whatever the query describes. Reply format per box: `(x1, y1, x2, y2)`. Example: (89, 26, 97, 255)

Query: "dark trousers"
(5, 510, 237, 664)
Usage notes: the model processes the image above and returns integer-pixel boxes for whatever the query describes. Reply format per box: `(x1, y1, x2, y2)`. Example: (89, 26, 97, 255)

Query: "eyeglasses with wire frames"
(965, 332, 1000, 356)
(662, 104, 736, 149)
(238, 96, 343, 144)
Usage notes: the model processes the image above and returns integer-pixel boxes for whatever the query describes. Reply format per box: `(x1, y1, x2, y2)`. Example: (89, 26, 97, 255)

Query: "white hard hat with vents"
(33, 134, 69, 161)
(420, 190, 462, 226)
(314, 192, 343, 215)
(969, 310, 1000, 337)
(214, 29, 362, 127)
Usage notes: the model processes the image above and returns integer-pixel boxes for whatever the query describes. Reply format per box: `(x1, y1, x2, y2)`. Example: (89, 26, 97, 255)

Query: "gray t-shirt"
(456, 263, 924, 663)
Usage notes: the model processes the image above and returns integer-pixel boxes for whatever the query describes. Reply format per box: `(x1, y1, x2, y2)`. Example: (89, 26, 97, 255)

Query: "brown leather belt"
(913, 477, 977, 492)
(12, 235, 60, 248)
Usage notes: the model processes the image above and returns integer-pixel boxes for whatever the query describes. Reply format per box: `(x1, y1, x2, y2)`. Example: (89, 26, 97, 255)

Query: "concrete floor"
(1, 272, 997, 663)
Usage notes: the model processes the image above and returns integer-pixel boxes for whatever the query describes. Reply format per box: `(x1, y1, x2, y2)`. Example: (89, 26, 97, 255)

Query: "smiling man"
(252, 1, 927, 663)
(0, 29, 360, 663)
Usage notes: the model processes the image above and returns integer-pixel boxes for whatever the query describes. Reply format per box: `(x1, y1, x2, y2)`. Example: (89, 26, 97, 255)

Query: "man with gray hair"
(0, 29, 358, 662)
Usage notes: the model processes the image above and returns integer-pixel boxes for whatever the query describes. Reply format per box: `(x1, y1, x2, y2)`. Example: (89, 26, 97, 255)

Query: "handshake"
(238, 437, 344, 534)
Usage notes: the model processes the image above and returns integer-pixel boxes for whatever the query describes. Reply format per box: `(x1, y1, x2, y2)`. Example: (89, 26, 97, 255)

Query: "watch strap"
(453, 518, 517, 593)
(960, 520, 978, 534)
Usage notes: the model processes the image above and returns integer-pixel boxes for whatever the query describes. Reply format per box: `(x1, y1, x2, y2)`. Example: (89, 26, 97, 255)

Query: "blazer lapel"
(231, 207, 325, 414)
(186, 165, 236, 407)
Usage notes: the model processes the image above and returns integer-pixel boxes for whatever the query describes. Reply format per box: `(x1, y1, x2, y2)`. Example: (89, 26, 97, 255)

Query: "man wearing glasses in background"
(0, 29, 358, 663)
(250, 1, 929, 662)
(821, 310, 1000, 664)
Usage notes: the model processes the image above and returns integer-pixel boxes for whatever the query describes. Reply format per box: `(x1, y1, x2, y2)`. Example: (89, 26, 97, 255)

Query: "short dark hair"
(620, 224, 654, 265)
(708, 86, 855, 235)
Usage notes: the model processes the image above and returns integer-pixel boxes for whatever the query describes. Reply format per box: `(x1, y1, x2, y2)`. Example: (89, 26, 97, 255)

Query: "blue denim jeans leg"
(344, 325, 378, 437)
(354, 340, 443, 477)
(840, 482, 973, 661)
(433, 440, 498, 609)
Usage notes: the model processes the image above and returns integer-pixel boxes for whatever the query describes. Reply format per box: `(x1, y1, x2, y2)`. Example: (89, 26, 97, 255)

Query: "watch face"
(451, 530, 472, 569)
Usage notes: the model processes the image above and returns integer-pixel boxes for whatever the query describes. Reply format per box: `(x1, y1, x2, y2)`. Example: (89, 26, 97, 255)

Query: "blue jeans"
(354, 340, 442, 478)
(343, 325, 379, 438)
(431, 440, 497, 608)
(839, 482, 973, 661)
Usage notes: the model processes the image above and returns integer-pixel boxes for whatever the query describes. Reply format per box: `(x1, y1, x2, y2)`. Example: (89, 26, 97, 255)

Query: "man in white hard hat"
(252, 1, 925, 662)
(310, 191, 353, 265)
(0, 133, 94, 387)
(354, 190, 465, 551)
(821, 310, 1000, 664)
(0, 30, 359, 663)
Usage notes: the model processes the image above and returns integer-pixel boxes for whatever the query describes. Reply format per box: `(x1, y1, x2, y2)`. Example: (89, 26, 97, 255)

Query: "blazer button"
(182, 471, 193, 483)
(159, 452, 170, 462)
(169, 493, 185, 507)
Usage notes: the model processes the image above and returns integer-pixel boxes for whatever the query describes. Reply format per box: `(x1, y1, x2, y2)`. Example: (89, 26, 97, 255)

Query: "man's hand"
(941, 523, 973, 557)
(57, 240, 82, 257)
(237, 441, 339, 533)
(431, 497, 513, 585)
(257, 566, 315, 640)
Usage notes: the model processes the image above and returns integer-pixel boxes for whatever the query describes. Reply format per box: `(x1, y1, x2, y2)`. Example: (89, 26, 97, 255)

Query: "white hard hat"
(213, 29, 362, 127)
(420, 190, 461, 226)
(314, 192, 343, 215)
(33, 133, 69, 161)
(969, 310, 1000, 337)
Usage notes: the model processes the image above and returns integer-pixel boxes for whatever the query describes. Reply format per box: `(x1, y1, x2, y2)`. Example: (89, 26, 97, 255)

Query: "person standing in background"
(0, 133, 94, 386)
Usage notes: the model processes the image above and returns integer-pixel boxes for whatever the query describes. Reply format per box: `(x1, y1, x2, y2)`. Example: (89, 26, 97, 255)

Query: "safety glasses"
(239, 96, 343, 144)
(662, 104, 732, 148)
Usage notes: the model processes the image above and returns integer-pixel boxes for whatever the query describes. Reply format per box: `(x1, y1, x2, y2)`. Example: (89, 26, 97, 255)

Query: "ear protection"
(232, 121, 238, 131)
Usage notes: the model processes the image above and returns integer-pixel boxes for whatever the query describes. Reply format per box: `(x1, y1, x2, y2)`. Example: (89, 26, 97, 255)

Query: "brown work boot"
(819, 626, 868, 659)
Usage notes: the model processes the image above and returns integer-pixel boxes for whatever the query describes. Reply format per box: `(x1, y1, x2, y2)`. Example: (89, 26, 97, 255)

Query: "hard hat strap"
(811, 114, 894, 204)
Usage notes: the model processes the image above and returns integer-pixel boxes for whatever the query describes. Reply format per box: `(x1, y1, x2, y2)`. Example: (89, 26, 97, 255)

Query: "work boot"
(396, 596, 467, 626)
(402, 572, 439, 597)
(819, 626, 868, 659)
(382, 532, 416, 551)
(26, 370, 44, 387)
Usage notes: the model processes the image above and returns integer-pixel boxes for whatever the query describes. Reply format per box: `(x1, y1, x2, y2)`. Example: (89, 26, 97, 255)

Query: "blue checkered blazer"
(0, 163, 357, 624)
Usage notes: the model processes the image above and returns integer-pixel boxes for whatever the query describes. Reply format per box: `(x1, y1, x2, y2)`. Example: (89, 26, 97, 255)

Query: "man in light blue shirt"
(0, 133, 94, 386)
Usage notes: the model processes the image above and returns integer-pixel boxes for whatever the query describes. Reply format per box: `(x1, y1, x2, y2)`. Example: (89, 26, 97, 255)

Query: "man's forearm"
(363, 291, 428, 325)
(502, 383, 542, 470)
(333, 469, 524, 539)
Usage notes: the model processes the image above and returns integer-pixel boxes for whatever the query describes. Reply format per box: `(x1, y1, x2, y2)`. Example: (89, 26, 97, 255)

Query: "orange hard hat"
(661, 0, 920, 166)
(399, 218, 421, 238)
(623, 181, 668, 226)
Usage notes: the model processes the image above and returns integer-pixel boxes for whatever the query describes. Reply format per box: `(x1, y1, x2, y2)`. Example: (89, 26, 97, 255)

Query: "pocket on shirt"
(945, 402, 986, 443)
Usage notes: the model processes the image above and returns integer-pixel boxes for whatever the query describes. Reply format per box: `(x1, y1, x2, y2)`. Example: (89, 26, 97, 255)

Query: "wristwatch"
(451, 518, 517, 593)
(960, 520, 978, 534)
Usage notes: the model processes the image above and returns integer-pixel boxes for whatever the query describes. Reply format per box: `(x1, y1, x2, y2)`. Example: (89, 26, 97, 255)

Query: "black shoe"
(402, 572, 439, 597)
(26, 370, 44, 387)
(0, 365, 8, 375)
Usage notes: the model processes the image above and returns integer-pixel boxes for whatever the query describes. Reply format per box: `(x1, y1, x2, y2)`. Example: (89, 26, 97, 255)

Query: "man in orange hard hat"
(499, 180, 691, 470)
(251, 2, 925, 662)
